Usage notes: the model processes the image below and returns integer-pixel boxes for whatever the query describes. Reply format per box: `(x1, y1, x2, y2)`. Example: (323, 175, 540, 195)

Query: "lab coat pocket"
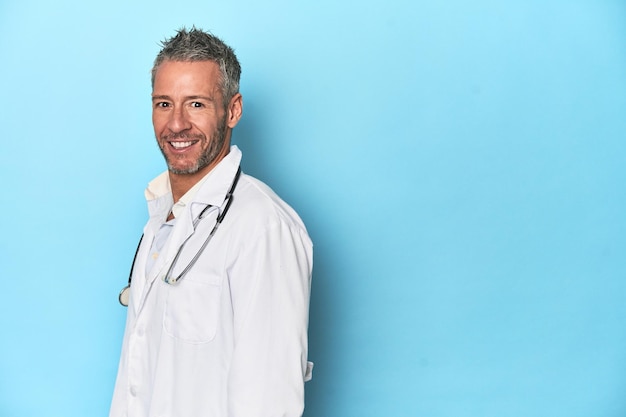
(163, 276, 222, 344)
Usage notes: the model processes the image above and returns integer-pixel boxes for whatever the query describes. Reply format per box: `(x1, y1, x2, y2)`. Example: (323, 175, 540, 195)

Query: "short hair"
(151, 27, 241, 104)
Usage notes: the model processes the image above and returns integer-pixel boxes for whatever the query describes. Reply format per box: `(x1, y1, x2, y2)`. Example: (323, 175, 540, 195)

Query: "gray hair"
(151, 27, 241, 105)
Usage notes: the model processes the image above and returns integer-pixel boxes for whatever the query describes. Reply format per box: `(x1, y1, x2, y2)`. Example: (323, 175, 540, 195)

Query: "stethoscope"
(119, 166, 241, 307)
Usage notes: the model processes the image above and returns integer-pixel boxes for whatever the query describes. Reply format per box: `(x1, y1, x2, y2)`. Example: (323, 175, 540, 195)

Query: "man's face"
(152, 60, 230, 176)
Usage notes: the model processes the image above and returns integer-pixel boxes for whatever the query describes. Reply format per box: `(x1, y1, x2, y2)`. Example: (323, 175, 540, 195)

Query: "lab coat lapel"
(134, 209, 195, 316)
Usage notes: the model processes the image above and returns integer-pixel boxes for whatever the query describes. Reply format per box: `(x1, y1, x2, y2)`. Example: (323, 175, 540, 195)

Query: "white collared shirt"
(110, 146, 313, 417)
(143, 169, 210, 280)
(143, 164, 211, 220)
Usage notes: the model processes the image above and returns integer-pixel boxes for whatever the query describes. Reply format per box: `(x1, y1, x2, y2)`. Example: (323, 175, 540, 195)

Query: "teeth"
(170, 141, 194, 149)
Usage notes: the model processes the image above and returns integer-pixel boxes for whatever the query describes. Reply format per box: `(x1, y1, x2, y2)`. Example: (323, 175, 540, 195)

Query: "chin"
(169, 166, 201, 175)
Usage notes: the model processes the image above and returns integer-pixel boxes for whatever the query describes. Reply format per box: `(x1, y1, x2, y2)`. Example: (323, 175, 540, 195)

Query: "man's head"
(151, 27, 243, 178)
(152, 27, 241, 107)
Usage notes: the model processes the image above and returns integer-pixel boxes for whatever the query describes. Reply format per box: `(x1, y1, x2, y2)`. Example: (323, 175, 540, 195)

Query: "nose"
(167, 107, 192, 133)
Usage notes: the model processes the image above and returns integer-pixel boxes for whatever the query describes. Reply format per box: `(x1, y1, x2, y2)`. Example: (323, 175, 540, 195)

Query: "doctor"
(110, 27, 313, 417)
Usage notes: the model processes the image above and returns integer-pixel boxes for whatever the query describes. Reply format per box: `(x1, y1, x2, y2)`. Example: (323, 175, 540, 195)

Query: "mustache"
(162, 132, 205, 141)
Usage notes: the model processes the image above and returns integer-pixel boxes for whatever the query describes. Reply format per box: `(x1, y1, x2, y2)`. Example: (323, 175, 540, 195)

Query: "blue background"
(1, 1, 625, 416)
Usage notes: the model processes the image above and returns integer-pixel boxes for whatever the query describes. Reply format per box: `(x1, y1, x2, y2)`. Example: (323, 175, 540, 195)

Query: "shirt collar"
(145, 145, 243, 220)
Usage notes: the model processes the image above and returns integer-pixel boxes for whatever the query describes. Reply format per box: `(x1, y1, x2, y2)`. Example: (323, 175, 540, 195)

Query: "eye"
(155, 102, 170, 108)
(191, 102, 204, 108)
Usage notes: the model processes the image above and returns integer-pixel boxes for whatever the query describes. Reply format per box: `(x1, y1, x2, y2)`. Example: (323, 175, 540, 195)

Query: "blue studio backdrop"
(1, 1, 625, 416)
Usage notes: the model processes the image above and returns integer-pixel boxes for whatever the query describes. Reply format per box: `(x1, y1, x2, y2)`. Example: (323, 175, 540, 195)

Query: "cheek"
(152, 114, 167, 134)
(188, 119, 214, 136)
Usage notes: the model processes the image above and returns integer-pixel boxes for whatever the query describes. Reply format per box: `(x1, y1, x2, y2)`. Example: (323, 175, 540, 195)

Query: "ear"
(226, 93, 243, 129)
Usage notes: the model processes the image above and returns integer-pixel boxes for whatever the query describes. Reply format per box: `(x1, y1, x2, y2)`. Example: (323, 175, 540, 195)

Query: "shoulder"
(227, 173, 309, 237)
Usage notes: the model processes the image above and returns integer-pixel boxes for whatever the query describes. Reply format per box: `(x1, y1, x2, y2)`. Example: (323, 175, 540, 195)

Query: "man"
(110, 27, 313, 417)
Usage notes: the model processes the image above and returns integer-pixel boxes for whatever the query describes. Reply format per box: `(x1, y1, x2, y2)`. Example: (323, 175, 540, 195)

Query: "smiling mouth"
(169, 140, 198, 150)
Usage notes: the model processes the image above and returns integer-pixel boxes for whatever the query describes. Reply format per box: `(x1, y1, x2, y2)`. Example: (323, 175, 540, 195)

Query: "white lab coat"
(110, 146, 313, 417)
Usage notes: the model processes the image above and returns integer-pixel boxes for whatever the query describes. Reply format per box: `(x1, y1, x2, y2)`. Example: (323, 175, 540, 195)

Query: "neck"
(169, 171, 206, 203)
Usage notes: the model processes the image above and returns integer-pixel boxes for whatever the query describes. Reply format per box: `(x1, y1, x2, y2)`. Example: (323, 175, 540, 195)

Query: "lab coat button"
(136, 327, 144, 337)
(130, 386, 137, 397)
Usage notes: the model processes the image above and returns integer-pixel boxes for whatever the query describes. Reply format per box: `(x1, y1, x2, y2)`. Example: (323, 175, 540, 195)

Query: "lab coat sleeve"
(226, 220, 313, 417)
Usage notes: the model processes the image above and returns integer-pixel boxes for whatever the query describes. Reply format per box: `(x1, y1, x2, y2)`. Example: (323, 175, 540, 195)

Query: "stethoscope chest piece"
(119, 285, 130, 307)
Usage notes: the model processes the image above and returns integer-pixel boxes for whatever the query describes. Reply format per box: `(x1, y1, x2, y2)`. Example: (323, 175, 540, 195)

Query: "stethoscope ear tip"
(119, 286, 130, 307)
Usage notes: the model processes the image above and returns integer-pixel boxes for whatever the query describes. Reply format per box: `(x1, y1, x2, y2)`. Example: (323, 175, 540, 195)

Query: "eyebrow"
(151, 95, 215, 102)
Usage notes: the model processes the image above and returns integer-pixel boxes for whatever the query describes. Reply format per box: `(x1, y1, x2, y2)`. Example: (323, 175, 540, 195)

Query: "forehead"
(152, 60, 222, 95)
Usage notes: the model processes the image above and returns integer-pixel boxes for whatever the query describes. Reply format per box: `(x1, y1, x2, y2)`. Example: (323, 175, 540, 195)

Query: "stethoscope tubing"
(119, 166, 241, 307)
